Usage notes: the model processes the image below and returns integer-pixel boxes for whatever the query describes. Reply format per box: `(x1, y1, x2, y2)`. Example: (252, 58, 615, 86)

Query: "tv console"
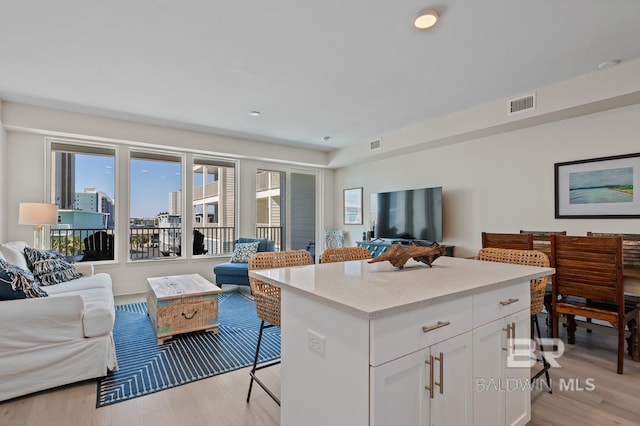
(357, 241, 454, 258)
(390, 239, 439, 247)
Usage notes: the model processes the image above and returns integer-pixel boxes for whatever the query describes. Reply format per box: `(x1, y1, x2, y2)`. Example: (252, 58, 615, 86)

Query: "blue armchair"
(213, 238, 276, 288)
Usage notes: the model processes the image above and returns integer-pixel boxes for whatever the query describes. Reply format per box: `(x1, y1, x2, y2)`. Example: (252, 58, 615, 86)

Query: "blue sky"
(75, 154, 181, 218)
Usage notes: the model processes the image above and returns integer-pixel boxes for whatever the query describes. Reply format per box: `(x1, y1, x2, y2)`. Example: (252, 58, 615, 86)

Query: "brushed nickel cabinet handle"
(434, 352, 444, 395)
(499, 298, 519, 306)
(424, 355, 435, 399)
(502, 323, 512, 352)
(422, 321, 451, 333)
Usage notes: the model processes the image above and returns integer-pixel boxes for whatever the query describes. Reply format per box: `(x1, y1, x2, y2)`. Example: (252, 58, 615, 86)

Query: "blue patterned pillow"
(230, 242, 260, 263)
(0, 259, 48, 300)
(23, 247, 82, 286)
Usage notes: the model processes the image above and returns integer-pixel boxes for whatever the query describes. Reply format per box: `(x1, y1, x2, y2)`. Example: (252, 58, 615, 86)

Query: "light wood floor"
(2, 314, 640, 426)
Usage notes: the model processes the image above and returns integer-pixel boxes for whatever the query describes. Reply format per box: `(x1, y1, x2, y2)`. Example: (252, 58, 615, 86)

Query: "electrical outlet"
(307, 329, 325, 356)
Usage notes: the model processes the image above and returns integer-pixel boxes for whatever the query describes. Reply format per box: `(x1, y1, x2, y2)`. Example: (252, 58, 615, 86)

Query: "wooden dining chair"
(587, 232, 640, 267)
(550, 235, 640, 374)
(247, 250, 314, 405)
(520, 230, 567, 332)
(481, 232, 533, 250)
(320, 246, 371, 263)
(519, 230, 566, 258)
(476, 247, 552, 391)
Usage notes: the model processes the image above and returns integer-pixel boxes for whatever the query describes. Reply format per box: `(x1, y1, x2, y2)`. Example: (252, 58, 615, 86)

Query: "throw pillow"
(23, 247, 82, 286)
(230, 241, 260, 263)
(0, 243, 30, 271)
(0, 259, 48, 300)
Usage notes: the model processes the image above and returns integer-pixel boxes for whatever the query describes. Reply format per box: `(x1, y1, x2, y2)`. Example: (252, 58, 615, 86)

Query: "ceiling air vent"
(369, 138, 382, 151)
(508, 93, 536, 115)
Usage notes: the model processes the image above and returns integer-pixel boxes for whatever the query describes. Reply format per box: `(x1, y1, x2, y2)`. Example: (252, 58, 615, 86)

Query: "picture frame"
(555, 153, 640, 218)
(343, 187, 363, 225)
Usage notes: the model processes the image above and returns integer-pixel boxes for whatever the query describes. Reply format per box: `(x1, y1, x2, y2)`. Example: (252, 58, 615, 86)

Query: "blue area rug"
(96, 291, 280, 407)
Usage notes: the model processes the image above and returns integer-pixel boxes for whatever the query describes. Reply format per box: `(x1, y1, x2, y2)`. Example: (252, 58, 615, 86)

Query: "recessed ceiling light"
(249, 110, 261, 116)
(597, 59, 621, 70)
(414, 9, 438, 30)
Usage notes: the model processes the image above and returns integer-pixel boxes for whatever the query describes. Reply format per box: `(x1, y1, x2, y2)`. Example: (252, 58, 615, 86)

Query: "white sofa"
(0, 241, 117, 402)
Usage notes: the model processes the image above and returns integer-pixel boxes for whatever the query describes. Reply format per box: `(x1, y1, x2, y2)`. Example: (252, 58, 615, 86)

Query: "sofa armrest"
(74, 263, 94, 276)
(0, 295, 85, 351)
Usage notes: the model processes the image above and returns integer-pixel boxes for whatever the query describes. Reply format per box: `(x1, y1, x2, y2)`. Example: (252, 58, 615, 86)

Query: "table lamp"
(18, 203, 58, 249)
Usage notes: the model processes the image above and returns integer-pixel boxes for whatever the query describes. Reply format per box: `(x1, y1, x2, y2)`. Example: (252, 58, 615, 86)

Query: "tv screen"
(372, 187, 443, 243)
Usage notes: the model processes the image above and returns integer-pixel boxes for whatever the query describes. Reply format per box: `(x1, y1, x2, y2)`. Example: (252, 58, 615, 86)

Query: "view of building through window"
(193, 158, 236, 255)
(50, 141, 239, 261)
(50, 143, 116, 261)
(256, 169, 283, 250)
(130, 153, 182, 259)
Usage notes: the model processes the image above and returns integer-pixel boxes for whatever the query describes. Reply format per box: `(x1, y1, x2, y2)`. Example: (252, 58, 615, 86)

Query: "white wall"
(3, 103, 332, 296)
(334, 103, 640, 258)
(0, 101, 6, 242)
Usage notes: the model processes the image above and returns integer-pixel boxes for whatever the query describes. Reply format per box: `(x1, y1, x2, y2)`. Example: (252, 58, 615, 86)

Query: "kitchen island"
(250, 255, 554, 426)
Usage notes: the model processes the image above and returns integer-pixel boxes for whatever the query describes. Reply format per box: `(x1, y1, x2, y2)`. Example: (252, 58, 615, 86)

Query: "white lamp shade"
(18, 203, 58, 225)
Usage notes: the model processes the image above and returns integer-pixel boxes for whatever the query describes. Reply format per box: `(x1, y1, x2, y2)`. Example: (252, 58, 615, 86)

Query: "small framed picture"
(555, 153, 640, 218)
(343, 187, 363, 225)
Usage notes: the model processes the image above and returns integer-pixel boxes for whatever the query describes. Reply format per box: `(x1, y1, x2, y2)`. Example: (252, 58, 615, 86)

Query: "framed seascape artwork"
(343, 187, 363, 225)
(555, 153, 640, 218)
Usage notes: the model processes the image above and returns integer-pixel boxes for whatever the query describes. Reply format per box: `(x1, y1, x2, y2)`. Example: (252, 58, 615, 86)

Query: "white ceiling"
(1, 1, 640, 152)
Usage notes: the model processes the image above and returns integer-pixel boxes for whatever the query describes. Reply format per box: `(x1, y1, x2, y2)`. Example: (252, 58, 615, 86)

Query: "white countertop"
(249, 256, 555, 320)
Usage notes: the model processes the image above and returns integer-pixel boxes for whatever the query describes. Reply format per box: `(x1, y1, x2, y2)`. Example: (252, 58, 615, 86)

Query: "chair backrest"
(236, 237, 276, 253)
(587, 232, 640, 267)
(476, 248, 550, 315)
(551, 235, 624, 306)
(482, 232, 533, 250)
(82, 231, 114, 261)
(321, 246, 371, 264)
(248, 250, 314, 326)
(193, 229, 207, 255)
(520, 230, 567, 257)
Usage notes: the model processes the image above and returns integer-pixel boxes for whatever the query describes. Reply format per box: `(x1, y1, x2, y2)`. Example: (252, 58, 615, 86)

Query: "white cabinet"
(267, 257, 550, 426)
(473, 307, 531, 426)
(371, 348, 429, 425)
(370, 332, 473, 426)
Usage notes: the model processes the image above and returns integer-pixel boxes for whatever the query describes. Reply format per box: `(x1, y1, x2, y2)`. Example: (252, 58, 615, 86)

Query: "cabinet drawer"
(370, 295, 472, 366)
(472, 281, 529, 326)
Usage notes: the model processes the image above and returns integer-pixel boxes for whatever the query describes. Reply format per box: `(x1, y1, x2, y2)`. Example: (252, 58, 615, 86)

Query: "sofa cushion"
(230, 241, 259, 263)
(46, 273, 115, 337)
(24, 247, 82, 286)
(0, 242, 30, 271)
(214, 261, 249, 277)
(0, 259, 48, 300)
(45, 272, 112, 294)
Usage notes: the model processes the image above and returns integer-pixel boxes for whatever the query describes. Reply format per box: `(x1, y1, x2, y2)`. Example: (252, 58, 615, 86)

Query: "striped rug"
(96, 291, 280, 407)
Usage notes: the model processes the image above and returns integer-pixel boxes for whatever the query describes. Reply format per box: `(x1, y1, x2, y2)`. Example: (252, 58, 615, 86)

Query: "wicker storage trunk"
(147, 274, 222, 345)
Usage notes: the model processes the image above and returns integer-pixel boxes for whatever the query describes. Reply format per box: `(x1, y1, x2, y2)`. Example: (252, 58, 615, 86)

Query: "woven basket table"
(147, 274, 222, 345)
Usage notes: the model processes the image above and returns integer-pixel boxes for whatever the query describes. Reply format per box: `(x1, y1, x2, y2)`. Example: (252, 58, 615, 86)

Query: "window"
(49, 141, 116, 261)
(192, 157, 236, 255)
(256, 169, 283, 250)
(130, 151, 182, 260)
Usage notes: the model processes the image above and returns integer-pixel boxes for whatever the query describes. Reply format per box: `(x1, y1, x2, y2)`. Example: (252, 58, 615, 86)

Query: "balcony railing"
(256, 226, 283, 251)
(256, 172, 281, 192)
(50, 226, 237, 261)
(193, 182, 220, 201)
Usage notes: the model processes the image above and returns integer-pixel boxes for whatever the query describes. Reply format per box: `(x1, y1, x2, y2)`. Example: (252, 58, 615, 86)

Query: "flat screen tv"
(372, 186, 443, 244)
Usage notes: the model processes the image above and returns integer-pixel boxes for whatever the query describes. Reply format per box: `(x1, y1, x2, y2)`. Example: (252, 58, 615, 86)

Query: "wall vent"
(508, 93, 536, 115)
(369, 138, 382, 151)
